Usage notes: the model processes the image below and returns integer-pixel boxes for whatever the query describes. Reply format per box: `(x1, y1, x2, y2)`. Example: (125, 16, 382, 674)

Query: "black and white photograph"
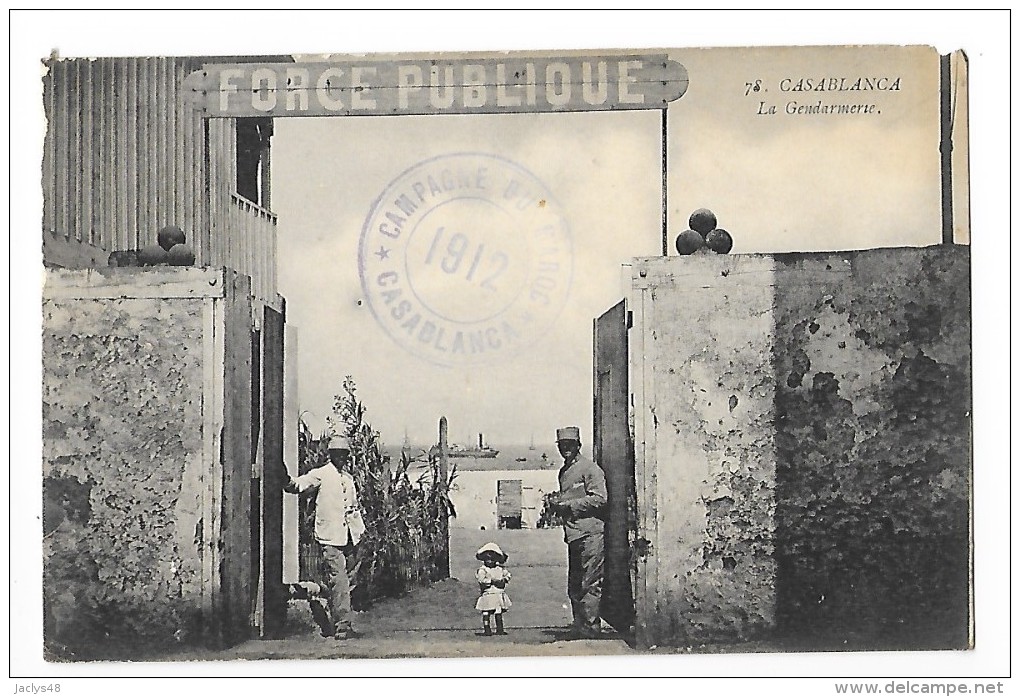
(9, 9, 1011, 693)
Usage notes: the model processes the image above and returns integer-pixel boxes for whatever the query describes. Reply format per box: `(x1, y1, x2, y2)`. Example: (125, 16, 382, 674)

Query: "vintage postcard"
(12, 9, 1010, 689)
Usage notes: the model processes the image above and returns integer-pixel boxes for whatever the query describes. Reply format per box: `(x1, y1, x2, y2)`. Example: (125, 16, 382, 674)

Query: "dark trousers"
(567, 532, 604, 630)
(321, 543, 355, 633)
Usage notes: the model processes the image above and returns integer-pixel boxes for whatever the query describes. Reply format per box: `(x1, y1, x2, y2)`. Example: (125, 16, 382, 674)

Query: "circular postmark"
(359, 153, 572, 366)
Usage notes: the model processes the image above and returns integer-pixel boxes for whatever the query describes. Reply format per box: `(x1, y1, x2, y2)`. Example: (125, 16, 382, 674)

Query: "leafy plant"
(297, 377, 456, 608)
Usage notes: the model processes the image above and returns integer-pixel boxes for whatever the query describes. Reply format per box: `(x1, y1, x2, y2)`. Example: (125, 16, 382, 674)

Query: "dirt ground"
(163, 527, 634, 661)
(151, 527, 858, 663)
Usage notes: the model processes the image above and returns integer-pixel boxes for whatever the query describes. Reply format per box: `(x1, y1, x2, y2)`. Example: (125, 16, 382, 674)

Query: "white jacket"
(288, 465, 364, 546)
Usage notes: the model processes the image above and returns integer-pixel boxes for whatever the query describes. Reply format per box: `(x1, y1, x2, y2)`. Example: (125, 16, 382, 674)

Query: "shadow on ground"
(148, 527, 912, 661)
(163, 528, 635, 660)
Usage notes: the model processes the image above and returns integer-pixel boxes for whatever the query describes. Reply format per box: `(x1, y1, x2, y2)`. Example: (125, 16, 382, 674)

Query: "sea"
(383, 443, 562, 473)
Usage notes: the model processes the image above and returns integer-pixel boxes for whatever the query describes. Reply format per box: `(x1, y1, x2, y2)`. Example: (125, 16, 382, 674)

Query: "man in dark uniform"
(548, 426, 608, 638)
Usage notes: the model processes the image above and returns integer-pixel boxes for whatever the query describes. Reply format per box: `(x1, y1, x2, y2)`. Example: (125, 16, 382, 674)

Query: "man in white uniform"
(284, 435, 364, 639)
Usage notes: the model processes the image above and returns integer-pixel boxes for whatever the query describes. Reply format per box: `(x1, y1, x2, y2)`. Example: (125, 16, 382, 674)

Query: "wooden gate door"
(259, 305, 287, 636)
(593, 299, 635, 633)
(248, 304, 287, 638)
(219, 271, 254, 647)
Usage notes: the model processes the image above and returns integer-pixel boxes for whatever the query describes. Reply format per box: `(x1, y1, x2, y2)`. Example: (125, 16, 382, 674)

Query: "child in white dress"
(475, 542, 512, 636)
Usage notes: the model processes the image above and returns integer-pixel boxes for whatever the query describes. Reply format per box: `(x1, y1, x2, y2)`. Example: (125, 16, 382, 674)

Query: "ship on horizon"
(448, 432, 499, 458)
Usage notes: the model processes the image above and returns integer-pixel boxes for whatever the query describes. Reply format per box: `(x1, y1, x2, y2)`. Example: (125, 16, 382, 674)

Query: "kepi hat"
(475, 542, 508, 563)
(556, 426, 581, 442)
(328, 435, 351, 451)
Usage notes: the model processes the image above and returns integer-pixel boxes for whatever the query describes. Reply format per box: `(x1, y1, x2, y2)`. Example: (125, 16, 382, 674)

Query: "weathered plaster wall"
(42, 295, 206, 658)
(633, 245, 970, 648)
(773, 246, 971, 648)
(634, 255, 777, 643)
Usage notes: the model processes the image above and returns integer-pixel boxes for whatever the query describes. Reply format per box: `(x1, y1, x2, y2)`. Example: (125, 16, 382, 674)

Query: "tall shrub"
(297, 377, 455, 608)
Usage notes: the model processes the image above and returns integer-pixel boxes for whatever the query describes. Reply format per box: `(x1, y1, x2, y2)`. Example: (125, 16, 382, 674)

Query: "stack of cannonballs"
(110, 225, 196, 267)
(675, 208, 734, 255)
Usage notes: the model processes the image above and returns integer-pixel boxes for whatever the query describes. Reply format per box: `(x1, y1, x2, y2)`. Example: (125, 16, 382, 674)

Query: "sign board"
(183, 55, 688, 117)
(497, 479, 523, 517)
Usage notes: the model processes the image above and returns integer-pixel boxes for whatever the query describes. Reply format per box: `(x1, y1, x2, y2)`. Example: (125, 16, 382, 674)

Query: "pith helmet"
(328, 435, 351, 451)
(556, 426, 581, 442)
(475, 542, 508, 563)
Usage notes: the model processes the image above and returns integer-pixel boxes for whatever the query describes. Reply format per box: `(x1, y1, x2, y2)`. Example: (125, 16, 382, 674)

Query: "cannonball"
(167, 243, 196, 266)
(675, 229, 705, 255)
(689, 208, 718, 235)
(139, 244, 169, 266)
(108, 249, 140, 267)
(705, 228, 733, 254)
(157, 225, 187, 251)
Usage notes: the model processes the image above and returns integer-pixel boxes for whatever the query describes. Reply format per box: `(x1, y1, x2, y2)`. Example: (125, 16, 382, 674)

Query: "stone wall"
(632, 245, 970, 648)
(632, 255, 778, 643)
(42, 294, 207, 659)
(772, 247, 971, 648)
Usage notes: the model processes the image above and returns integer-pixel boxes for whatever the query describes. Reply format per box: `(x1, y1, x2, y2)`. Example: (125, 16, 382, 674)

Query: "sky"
(274, 44, 949, 448)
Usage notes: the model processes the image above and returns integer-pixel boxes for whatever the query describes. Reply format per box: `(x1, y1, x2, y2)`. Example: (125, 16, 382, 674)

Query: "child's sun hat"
(475, 542, 508, 563)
